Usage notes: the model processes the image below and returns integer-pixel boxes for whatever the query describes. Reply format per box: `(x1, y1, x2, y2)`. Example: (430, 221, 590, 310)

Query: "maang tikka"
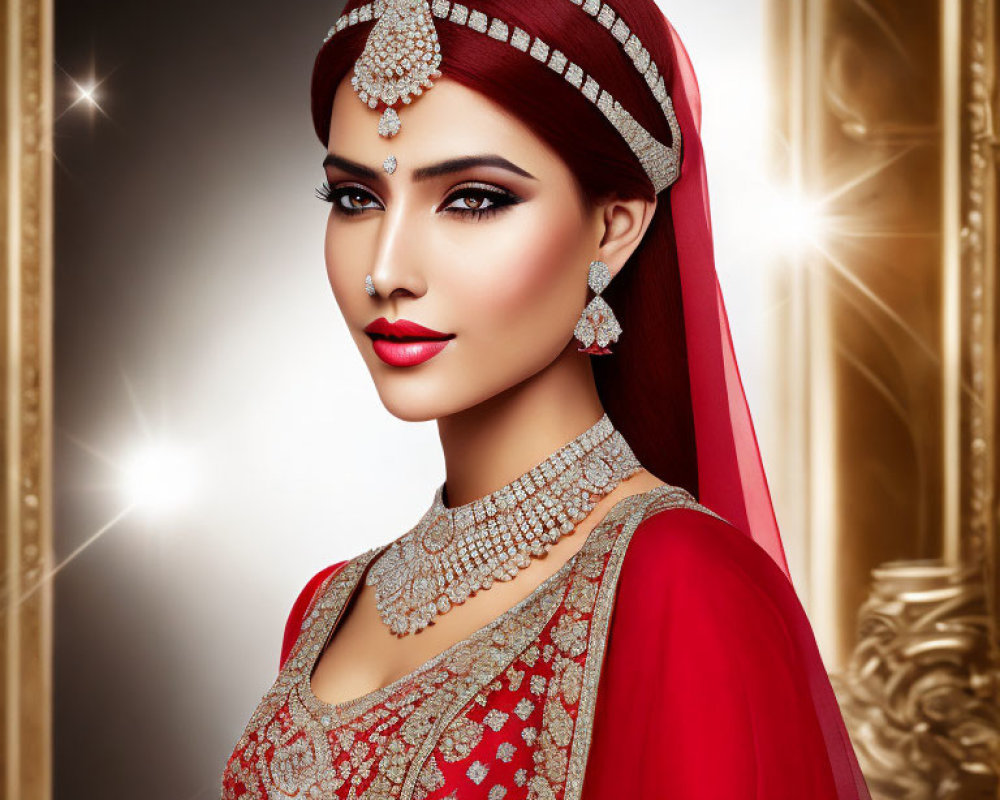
(575, 260, 622, 355)
(350, 0, 443, 138)
(329, 0, 683, 193)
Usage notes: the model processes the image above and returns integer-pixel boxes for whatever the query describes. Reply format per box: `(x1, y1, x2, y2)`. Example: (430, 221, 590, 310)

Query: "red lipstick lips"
(363, 317, 455, 367)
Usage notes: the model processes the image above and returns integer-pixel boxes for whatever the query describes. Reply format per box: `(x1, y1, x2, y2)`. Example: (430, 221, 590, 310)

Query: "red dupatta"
(663, 17, 788, 577)
(610, 16, 872, 799)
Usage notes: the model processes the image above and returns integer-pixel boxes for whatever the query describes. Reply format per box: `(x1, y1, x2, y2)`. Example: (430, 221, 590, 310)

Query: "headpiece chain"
(323, 0, 683, 193)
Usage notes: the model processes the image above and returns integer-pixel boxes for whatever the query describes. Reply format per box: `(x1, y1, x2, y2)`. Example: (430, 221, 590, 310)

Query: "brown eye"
(316, 182, 382, 216)
(345, 191, 366, 209)
(447, 193, 492, 212)
(442, 186, 521, 221)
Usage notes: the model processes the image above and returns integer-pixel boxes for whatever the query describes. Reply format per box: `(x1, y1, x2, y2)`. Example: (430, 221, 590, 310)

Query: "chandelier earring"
(574, 260, 622, 355)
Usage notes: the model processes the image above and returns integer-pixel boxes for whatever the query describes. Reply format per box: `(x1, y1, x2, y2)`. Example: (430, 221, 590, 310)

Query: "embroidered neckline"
(301, 545, 573, 717)
(298, 483, 671, 718)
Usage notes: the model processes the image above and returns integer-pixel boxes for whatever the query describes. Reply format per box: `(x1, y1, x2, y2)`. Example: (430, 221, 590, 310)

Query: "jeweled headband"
(321, 0, 683, 193)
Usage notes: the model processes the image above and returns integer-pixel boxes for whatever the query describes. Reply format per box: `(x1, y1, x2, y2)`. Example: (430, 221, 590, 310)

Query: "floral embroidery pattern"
(221, 484, 720, 799)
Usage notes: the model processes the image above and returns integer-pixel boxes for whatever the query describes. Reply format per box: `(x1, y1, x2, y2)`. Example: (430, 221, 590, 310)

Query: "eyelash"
(314, 181, 520, 221)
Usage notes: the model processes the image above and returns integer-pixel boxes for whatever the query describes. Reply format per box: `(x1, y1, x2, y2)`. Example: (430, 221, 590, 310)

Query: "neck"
(437, 342, 606, 508)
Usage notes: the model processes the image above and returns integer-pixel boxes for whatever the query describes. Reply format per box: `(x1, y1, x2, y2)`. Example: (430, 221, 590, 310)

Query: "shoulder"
(613, 501, 811, 654)
(278, 559, 350, 670)
(591, 502, 852, 797)
(609, 500, 822, 720)
(623, 501, 799, 606)
(291, 560, 350, 615)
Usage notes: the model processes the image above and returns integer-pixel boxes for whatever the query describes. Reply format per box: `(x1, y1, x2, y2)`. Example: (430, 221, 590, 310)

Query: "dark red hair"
(311, 0, 698, 496)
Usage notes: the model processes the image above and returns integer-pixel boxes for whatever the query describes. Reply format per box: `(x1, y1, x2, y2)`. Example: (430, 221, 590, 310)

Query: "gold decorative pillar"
(769, 0, 1000, 795)
(1, 1, 53, 799)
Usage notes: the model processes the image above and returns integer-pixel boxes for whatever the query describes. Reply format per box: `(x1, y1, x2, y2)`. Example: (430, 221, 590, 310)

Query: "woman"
(222, 0, 873, 798)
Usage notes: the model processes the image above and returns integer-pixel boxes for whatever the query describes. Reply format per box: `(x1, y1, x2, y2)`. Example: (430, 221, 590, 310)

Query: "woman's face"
(322, 74, 617, 422)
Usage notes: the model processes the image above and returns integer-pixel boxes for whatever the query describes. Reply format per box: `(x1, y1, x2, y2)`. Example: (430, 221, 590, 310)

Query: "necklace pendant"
(366, 413, 644, 637)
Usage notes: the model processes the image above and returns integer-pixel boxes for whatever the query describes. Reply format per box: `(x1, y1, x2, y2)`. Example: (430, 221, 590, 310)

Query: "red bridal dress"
(221, 483, 870, 799)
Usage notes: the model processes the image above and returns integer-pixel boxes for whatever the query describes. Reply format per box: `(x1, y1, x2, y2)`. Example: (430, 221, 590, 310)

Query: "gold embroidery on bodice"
(221, 484, 722, 799)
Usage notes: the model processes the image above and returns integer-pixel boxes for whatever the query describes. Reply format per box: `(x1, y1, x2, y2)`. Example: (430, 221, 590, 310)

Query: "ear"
(591, 195, 658, 280)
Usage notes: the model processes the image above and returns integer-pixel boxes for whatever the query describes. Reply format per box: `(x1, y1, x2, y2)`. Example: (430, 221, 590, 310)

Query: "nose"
(367, 192, 427, 300)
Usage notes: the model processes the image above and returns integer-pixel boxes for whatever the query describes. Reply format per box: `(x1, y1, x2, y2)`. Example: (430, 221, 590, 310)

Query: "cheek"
(322, 217, 382, 359)
(324, 216, 366, 312)
(452, 208, 585, 342)
(324, 215, 344, 291)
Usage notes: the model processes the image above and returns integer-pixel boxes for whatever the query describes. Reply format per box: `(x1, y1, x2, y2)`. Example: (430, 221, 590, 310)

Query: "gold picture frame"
(1, 0, 53, 798)
(0, 0, 996, 796)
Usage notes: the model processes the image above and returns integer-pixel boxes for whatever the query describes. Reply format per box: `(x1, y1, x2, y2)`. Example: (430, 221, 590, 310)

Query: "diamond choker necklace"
(366, 413, 644, 636)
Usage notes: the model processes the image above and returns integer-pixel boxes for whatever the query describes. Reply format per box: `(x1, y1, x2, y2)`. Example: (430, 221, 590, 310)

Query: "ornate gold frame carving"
(965, 0, 1000, 656)
(770, 0, 1000, 794)
(1, 0, 53, 798)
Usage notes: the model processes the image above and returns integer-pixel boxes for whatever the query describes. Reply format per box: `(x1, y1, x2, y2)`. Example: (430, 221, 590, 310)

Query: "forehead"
(327, 74, 547, 170)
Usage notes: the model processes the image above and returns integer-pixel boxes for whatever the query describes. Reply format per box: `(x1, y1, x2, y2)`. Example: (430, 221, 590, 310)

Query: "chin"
(363, 338, 566, 423)
(379, 400, 443, 424)
(371, 372, 515, 424)
(372, 378, 465, 423)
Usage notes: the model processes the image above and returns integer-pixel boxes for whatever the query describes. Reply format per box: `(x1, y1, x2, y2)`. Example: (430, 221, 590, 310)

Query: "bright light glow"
(759, 183, 830, 257)
(63, 73, 109, 117)
(76, 82, 98, 106)
(120, 443, 198, 515)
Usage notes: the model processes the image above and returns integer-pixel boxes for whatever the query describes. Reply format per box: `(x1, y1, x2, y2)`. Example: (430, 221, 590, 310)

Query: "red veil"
(630, 17, 873, 799)
(663, 19, 790, 575)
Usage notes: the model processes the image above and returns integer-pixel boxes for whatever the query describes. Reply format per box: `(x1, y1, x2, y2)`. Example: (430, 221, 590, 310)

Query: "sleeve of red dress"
(279, 560, 349, 671)
(582, 508, 871, 800)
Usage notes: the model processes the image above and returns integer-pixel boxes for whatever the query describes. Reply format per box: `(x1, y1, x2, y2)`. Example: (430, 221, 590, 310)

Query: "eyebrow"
(322, 152, 537, 182)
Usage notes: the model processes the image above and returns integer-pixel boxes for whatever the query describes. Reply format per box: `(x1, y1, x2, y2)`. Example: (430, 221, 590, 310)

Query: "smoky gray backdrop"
(53, 3, 358, 799)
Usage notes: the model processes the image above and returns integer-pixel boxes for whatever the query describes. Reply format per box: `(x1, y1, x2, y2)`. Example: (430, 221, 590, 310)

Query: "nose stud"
(365, 274, 377, 297)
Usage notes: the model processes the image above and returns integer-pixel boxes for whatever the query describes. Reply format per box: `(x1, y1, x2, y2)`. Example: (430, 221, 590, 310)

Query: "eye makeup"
(315, 180, 523, 222)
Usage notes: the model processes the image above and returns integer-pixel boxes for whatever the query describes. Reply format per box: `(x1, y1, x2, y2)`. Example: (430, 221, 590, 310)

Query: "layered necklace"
(366, 413, 644, 636)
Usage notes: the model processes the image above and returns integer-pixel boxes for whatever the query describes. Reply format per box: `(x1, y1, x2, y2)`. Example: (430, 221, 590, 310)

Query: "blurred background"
(2, 0, 998, 798)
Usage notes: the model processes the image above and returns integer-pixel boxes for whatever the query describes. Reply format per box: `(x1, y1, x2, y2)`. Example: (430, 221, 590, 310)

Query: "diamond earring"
(365, 274, 377, 297)
(573, 260, 621, 355)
